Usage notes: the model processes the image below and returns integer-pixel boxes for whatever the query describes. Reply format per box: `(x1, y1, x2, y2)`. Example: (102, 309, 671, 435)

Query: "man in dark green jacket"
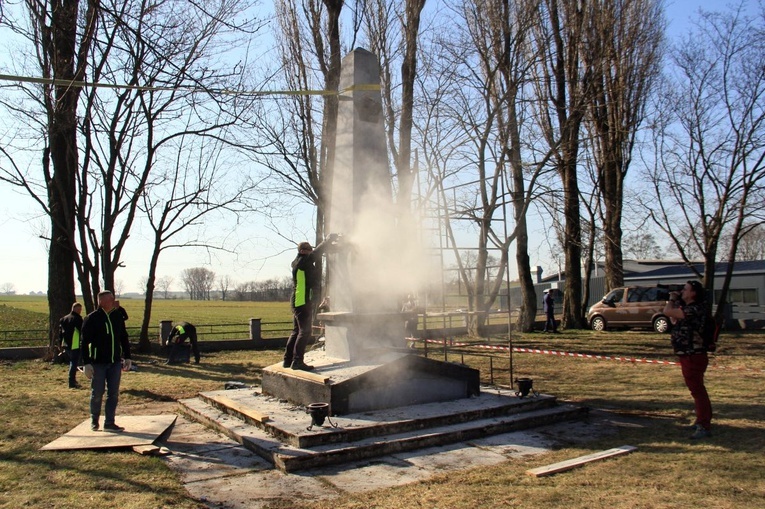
(81, 291, 131, 432)
(59, 302, 83, 388)
(283, 234, 338, 371)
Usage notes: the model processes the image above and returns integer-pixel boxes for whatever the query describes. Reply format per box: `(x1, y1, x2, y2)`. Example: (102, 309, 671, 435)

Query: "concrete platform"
(178, 385, 587, 472)
(260, 351, 480, 414)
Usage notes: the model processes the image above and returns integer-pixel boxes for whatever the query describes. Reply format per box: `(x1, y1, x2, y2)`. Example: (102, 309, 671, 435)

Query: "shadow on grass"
(576, 399, 765, 455)
(121, 388, 176, 402)
(1, 446, 189, 501)
(129, 353, 270, 388)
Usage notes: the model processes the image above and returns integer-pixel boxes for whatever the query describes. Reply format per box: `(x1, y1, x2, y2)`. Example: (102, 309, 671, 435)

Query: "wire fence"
(0, 320, 296, 347)
(0, 311, 520, 349)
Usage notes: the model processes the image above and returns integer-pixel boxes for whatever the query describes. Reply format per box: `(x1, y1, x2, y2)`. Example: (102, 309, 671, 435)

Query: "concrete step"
(178, 388, 588, 472)
(196, 387, 562, 448)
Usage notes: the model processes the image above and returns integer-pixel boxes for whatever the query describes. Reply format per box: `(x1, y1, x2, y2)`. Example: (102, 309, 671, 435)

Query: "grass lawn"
(0, 295, 292, 325)
(0, 295, 293, 346)
(0, 299, 763, 508)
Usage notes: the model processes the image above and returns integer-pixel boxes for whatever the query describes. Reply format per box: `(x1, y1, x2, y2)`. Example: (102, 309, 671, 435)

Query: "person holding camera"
(663, 280, 712, 440)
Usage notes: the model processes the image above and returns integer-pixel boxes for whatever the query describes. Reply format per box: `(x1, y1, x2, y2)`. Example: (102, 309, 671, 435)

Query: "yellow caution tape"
(0, 73, 380, 96)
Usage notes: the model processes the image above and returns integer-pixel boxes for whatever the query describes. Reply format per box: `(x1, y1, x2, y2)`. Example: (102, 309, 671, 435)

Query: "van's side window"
(605, 289, 624, 304)
(628, 287, 647, 302)
(642, 287, 661, 301)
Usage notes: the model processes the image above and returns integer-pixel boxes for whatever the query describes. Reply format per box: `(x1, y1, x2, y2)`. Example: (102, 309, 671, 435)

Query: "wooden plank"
(270, 364, 331, 384)
(133, 444, 160, 455)
(41, 414, 177, 451)
(133, 444, 171, 456)
(209, 394, 271, 423)
(526, 445, 637, 477)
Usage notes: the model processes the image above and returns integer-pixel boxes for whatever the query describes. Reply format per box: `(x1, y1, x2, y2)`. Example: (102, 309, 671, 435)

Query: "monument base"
(318, 311, 409, 361)
(261, 350, 480, 415)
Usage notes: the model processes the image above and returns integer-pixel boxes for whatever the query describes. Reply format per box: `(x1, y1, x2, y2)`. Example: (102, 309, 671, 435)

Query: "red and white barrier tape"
(412, 337, 764, 372)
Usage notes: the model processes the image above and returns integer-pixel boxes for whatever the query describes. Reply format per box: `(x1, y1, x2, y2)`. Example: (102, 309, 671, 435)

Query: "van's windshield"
(604, 289, 624, 304)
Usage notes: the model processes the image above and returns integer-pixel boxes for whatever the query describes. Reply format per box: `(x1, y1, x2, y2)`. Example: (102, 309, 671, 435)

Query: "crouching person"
(165, 322, 200, 364)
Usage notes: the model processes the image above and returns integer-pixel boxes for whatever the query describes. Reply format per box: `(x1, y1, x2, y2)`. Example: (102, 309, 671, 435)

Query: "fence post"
(159, 320, 173, 345)
(249, 318, 262, 341)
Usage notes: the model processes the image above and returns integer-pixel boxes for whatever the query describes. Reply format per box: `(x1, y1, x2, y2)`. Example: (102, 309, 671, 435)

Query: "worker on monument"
(283, 234, 340, 371)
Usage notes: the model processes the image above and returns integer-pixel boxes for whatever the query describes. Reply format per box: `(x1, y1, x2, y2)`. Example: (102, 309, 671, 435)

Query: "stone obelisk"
(261, 48, 479, 414)
(320, 48, 406, 361)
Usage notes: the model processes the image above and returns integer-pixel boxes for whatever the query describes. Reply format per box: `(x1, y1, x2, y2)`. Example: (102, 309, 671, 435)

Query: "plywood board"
(209, 394, 271, 423)
(526, 445, 637, 477)
(133, 444, 171, 456)
(270, 364, 331, 384)
(41, 414, 177, 451)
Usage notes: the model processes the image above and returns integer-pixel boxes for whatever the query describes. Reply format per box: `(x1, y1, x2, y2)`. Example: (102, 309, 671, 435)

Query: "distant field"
(0, 295, 291, 323)
(0, 295, 294, 345)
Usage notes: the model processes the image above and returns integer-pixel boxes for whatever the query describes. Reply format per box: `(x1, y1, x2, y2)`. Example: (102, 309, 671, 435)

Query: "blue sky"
(0, 0, 752, 295)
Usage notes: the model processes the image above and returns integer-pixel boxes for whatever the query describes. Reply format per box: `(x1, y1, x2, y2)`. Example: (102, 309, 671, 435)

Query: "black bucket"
(515, 377, 534, 398)
(307, 402, 329, 427)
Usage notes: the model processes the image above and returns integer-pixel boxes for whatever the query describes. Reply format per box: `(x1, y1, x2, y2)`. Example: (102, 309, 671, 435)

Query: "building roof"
(625, 259, 765, 281)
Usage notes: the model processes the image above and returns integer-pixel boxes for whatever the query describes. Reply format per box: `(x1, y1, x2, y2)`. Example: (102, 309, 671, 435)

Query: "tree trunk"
(396, 0, 426, 228)
(561, 151, 584, 329)
(602, 164, 624, 291)
(515, 224, 537, 332)
(138, 236, 163, 352)
(44, 0, 90, 356)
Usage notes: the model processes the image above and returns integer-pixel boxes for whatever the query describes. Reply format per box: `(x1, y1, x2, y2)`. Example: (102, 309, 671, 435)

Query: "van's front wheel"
(590, 316, 606, 331)
(653, 316, 670, 333)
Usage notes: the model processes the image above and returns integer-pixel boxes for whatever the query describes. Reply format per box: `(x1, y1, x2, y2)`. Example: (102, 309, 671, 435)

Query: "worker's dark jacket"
(81, 308, 131, 364)
(167, 322, 196, 344)
(290, 252, 321, 309)
(289, 238, 334, 309)
(59, 312, 83, 349)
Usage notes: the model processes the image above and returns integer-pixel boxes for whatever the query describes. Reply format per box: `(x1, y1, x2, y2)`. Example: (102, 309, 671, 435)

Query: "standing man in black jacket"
(59, 302, 83, 388)
(81, 291, 132, 432)
(543, 289, 558, 333)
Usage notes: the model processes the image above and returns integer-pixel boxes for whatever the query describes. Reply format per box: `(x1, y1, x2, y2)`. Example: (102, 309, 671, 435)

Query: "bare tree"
(155, 276, 174, 299)
(54, 0, 264, 351)
(248, 0, 356, 311)
(730, 224, 765, 261)
(0, 1, 100, 354)
(418, 0, 555, 335)
(623, 232, 664, 260)
(364, 0, 427, 223)
(182, 267, 216, 300)
(529, 0, 592, 329)
(1, 282, 15, 295)
(218, 275, 234, 301)
(1, 0, 263, 351)
(264, 0, 350, 243)
(137, 137, 262, 348)
(578, 144, 605, 312)
(234, 276, 292, 301)
(582, 0, 664, 291)
(491, 0, 556, 331)
(646, 4, 765, 324)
